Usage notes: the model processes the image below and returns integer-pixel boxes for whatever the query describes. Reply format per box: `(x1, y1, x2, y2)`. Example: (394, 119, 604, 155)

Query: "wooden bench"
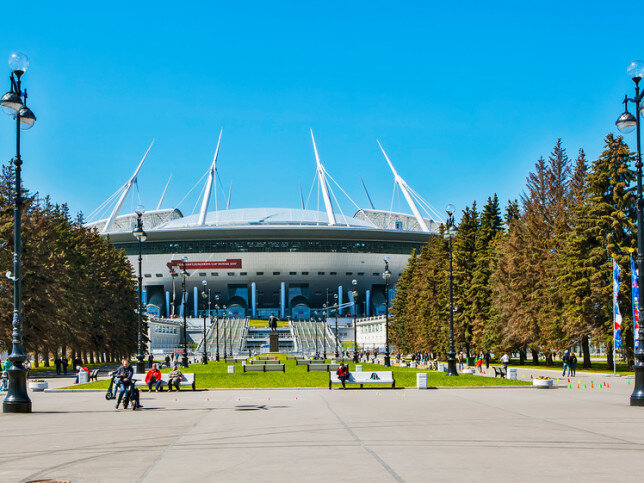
(295, 359, 326, 366)
(492, 366, 507, 378)
(329, 371, 395, 389)
(307, 363, 341, 372)
(135, 373, 196, 391)
(248, 359, 281, 365)
(286, 356, 306, 360)
(243, 364, 285, 373)
(89, 369, 99, 381)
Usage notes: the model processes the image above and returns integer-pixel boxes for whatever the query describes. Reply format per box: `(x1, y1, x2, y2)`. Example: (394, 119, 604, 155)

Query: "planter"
(29, 381, 48, 391)
(533, 379, 554, 388)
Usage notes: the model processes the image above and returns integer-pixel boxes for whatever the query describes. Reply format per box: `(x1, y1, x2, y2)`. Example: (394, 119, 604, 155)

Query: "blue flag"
(632, 254, 640, 350)
(614, 259, 622, 349)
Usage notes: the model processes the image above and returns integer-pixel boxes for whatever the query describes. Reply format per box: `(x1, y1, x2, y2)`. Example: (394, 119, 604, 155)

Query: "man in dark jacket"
(54, 357, 62, 375)
(61, 357, 68, 375)
(114, 359, 134, 409)
(562, 350, 571, 377)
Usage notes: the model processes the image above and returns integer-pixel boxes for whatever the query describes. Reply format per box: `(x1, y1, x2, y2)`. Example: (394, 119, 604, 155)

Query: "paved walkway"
(2, 376, 644, 482)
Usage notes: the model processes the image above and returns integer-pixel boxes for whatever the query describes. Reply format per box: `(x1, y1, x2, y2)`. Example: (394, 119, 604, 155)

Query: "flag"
(613, 259, 622, 349)
(632, 254, 640, 350)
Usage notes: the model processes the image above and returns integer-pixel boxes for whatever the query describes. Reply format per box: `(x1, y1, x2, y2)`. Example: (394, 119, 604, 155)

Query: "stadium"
(86, 132, 443, 326)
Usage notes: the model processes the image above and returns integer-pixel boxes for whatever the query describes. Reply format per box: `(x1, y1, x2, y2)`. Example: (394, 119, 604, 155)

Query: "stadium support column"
(365, 290, 371, 317)
(165, 291, 170, 317)
(251, 282, 256, 318)
(193, 286, 198, 317)
(338, 285, 343, 315)
(280, 282, 285, 318)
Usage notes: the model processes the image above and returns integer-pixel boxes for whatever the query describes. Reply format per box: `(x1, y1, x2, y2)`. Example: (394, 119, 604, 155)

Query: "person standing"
(61, 356, 68, 375)
(562, 350, 571, 377)
(570, 352, 578, 377)
(148, 354, 154, 369)
(484, 351, 490, 369)
(54, 356, 62, 375)
(457, 352, 464, 371)
(165, 355, 171, 368)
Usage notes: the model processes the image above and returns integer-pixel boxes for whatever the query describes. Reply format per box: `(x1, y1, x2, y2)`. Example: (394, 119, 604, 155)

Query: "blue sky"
(0, 1, 641, 222)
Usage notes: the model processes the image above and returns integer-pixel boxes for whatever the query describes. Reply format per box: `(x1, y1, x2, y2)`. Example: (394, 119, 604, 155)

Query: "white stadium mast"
(310, 129, 337, 226)
(377, 140, 430, 233)
(102, 140, 154, 234)
(198, 128, 223, 226)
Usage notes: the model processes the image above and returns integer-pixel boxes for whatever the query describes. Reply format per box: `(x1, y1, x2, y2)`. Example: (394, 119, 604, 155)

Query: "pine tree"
(390, 248, 418, 353)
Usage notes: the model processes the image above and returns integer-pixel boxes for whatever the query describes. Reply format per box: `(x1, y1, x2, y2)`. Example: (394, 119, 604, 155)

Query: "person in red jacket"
(145, 363, 163, 392)
(336, 363, 350, 389)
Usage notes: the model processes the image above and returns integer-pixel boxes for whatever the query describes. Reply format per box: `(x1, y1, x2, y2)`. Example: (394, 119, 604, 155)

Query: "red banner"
(167, 259, 242, 271)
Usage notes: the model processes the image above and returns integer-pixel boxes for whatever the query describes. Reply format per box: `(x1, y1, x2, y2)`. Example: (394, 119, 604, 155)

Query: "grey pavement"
(2, 374, 644, 483)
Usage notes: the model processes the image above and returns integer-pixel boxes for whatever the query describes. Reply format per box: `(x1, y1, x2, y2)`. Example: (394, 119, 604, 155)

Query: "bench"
(295, 359, 326, 366)
(329, 371, 395, 389)
(248, 359, 281, 365)
(89, 369, 99, 381)
(243, 364, 285, 373)
(492, 366, 507, 378)
(307, 363, 341, 372)
(257, 356, 277, 360)
(286, 356, 306, 360)
(135, 373, 196, 391)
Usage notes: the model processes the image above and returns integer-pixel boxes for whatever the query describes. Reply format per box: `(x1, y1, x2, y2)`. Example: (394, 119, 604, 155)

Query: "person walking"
(54, 356, 62, 375)
(500, 353, 510, 371)
(562, 350, 571, 377)
(457, 352, 464, 371)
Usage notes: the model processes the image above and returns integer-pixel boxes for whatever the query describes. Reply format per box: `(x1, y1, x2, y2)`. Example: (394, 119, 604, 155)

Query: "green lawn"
(63, 355, 530, 389)
(507, 359, 634, 375)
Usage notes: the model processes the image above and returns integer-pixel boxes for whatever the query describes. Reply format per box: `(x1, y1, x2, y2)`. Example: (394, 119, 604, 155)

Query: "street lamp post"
(444, 204, 458, 376)
(352, 279, 358, 363)
(201, 281, 208, 364)
(322, 304, 327, 360)
(180, 257, 190, 368)
(616, 60, 644, 405)
(223, 306, 228, 358)
(1, 52, 36, 413)
(132, 207, 147, 374)
(214, 295, 220, 361)
(334, 293, 339, 357)
(313, 312, 319, 358)
(383, 259, 392, 367)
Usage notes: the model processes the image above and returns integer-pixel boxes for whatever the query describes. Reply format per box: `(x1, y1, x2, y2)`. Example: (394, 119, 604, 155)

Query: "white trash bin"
(355, 365, 362, 372)
(227, 366, 235, 374)
(507, 367, 517, 380)
(77, 370, 89, 384)
(416, 373, 428, 389)
(410, 361, 417, 368)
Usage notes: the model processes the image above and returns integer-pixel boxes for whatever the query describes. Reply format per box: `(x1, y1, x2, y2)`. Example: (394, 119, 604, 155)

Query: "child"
(0, 371, 8, 391)
(475, 357, 483, 373)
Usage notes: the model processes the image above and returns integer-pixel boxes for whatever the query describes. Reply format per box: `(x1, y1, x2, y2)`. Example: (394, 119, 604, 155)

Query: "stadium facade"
(86, 133, 443, 321)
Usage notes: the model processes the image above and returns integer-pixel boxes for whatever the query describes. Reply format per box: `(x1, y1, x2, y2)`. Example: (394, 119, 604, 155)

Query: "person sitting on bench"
(145, 363, 163, 392)
(336, 363, 350, 389)
(167, 365, 183, 392)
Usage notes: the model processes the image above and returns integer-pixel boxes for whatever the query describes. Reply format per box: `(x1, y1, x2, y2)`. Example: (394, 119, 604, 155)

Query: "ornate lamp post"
(334, 293, 339, 357)
(200, 281, 209, 364)
(132, 207, 147, 374)
(444, 204, 458, 376)
(180, 257, 190, 368)
(214, 295, 220, 361)
(383, 258, 392, 367)
(616, 59, 644, 405)
(1, 52, 36, 413)
(352, 279, 359, 363)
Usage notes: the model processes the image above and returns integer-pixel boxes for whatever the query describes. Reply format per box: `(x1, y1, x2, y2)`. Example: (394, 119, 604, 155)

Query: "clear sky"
(0, 0, 641, 222)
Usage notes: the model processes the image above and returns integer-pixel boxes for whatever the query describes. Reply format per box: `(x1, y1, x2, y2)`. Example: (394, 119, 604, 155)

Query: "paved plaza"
(1, 369, 643, 482)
